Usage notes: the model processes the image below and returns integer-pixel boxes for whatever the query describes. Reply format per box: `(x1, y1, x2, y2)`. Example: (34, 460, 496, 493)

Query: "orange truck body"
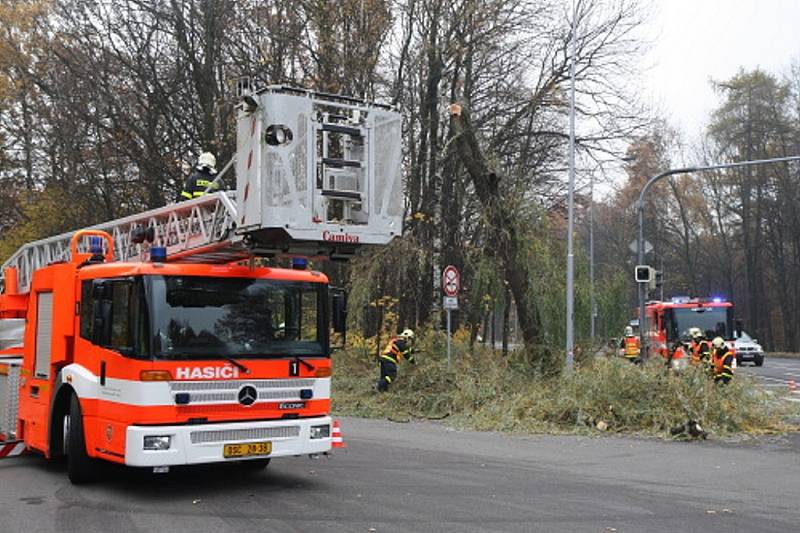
(0, 231, 335, 477)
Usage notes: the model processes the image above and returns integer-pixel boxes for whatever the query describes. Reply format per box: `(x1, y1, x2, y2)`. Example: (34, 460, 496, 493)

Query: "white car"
(734, 331, 764, 367)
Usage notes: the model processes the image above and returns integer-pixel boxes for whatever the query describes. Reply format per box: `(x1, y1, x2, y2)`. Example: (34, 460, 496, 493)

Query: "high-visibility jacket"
(691, 339, 712, 365)
(712, 346, 734, 383)
(623, 335, 640, 359)
(380, 337, 415, 365)
(180, 167, 219, 200)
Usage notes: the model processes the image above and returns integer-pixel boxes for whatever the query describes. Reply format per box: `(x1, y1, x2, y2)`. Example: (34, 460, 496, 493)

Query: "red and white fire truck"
(0, 86, 403, 483)
(641, 297, 739, 369)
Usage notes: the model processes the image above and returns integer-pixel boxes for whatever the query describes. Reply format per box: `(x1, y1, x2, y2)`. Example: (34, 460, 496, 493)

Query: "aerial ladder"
(1, 85, 404, 294)
(0, 86, 403, 481)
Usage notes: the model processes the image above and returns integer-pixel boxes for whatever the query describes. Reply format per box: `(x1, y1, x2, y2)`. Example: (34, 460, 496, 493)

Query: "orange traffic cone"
(789, 378, 797, 392)
(331, 419, 346, 448)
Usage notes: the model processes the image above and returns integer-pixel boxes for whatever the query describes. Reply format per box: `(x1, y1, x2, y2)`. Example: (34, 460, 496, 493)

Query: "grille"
(190, 425, 300, 444)
(170, 379, 314, 392)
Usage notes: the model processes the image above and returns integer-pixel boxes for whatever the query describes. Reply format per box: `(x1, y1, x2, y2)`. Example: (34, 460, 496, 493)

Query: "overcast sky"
(642, 0, 800, 137)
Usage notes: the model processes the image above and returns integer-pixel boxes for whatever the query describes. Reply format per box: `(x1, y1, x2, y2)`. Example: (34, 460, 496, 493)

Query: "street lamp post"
(565, 0, 577, 371)
(636, 155, 800, 357)
(590, 172, 596, 340)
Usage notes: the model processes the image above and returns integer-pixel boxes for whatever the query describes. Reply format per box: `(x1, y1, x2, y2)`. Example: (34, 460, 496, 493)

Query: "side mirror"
(329, 288, 347, 351)
(91, 281, 113, 346)
(331, 289, 347, 334)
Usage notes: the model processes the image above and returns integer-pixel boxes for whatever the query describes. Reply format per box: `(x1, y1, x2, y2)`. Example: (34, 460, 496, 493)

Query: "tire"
(238, 458, 271, 470)
(755, 356, 764, 367)
(66, 394, 101, 484)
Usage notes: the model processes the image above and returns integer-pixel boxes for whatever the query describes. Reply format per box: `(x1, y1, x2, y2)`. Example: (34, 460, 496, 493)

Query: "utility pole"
(590, 171, 596, 340)
(565, 0, 577, 371)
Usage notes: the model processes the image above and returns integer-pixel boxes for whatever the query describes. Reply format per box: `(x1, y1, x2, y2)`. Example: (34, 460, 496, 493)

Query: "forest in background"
(2, 0, 800, 364)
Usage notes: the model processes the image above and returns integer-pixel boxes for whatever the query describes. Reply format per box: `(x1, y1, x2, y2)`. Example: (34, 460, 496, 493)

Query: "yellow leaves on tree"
(0, 187, 76, 263)
(0, 0, 49, 101)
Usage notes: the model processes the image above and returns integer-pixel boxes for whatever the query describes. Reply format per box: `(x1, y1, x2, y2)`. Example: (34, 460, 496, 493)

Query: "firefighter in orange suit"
(375, 329, 416, 392)
(689, 328, 712, 369)
(711, 336, 734, 384)
(619, 326, 640, 363)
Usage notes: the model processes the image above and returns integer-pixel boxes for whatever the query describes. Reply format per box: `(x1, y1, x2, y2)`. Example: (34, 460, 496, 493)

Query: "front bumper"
(124, 417, 332, 467)
(737, 351, 763, 362)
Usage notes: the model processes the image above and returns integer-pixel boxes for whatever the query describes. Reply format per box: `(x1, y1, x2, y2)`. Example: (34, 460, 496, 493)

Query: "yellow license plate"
(223, 441, 272, 458)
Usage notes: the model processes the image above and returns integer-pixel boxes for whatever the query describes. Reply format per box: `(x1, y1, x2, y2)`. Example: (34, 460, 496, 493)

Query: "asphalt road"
(737, 355, 800, 399)
(2, 416, 800, 533)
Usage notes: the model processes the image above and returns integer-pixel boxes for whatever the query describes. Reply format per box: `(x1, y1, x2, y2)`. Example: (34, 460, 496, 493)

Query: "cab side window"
(79, 278, 143, 356)
(79, 281, 94, 341)
(109, 282, 132, 351)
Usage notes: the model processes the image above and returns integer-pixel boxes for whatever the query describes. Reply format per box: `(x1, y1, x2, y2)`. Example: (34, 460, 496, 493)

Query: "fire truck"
(642, 297, 739, 369)
(0, 86, 403, 483)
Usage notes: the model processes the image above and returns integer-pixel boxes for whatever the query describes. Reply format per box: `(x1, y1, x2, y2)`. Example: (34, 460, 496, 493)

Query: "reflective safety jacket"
(380, 337, 415, 365)
(691, 339, 712, 365)
(712, 346, 734, 383)
(180, 167, 219, 200)
(623, 335, 640, 359)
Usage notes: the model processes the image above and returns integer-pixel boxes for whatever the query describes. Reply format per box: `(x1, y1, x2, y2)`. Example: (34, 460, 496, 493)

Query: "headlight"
(143, 436, 172, 450)
(310, 424, 330, 439)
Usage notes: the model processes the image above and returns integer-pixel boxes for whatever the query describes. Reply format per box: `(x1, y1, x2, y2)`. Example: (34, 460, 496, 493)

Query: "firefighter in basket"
(180, 152, 220, 200)
(374, 329, 417, 392)
(619, 326, 640, 363)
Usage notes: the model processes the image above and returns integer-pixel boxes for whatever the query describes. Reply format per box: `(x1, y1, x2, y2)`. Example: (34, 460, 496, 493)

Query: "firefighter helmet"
(624, 326, 633, 336)
(689, 327, 702, 339)
(198, 152, 217, 171)
(712, 336, 725, 348)
(400, 329, 415, 341)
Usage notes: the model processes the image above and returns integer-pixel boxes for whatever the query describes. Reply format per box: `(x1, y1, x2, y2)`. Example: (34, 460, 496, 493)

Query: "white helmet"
(198, 152, 217, 171)
(712, 336, 725, 348)
(689, 327, 702, 339)
(400, 329, 415, 341)
(624, 326, 633, 336)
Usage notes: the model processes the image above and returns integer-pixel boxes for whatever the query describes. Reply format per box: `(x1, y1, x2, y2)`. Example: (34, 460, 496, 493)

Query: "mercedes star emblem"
(237, 385, 258, 407)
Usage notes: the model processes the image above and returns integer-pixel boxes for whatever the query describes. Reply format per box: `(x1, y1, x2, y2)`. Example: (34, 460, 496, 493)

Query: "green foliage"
(333, 332, 798, 437)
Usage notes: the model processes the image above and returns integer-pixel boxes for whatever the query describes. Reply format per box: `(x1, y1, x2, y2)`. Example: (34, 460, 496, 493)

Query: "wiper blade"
(223, 356, 251, 375)
(293, 355, 315, 371)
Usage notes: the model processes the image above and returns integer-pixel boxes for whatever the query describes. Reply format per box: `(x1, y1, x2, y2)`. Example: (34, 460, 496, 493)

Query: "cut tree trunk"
(447, 103, 543, 350)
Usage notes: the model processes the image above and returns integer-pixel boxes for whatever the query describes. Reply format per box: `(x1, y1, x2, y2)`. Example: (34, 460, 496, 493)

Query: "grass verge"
(332, 332, 800, 438)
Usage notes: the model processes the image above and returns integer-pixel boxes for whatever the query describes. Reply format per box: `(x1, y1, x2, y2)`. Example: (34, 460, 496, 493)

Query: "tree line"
(9, 1, 795, 365)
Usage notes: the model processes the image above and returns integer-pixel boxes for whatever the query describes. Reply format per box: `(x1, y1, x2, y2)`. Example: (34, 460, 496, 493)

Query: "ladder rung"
(321, 190, 361, 200)
(321, 123, 363, 137)
(322, 158, 361, 169)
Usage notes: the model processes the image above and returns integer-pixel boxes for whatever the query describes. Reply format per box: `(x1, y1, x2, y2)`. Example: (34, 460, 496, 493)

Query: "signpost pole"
(442, 265, 461, 370)
(446, 309, 452, 368)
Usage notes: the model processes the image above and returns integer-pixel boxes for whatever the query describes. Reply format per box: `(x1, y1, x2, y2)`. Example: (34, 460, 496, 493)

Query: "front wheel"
(754, 356, 764, 367)
(66, 394, 101, 484)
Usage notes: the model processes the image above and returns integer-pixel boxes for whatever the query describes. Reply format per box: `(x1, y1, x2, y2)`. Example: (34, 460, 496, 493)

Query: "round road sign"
(442, 265, 460, 297)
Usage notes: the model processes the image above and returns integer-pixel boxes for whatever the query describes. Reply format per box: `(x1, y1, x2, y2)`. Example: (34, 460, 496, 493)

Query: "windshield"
(147, 276, 327, 359)
(666, 306, 732, 342)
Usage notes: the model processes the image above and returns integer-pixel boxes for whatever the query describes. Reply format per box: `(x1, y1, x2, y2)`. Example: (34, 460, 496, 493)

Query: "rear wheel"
(66, 394, 101, 484)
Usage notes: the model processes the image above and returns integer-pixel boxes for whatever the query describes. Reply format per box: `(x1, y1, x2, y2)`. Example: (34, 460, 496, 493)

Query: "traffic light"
(653, 270, 664, 291)
(634, 265, 653, 283)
